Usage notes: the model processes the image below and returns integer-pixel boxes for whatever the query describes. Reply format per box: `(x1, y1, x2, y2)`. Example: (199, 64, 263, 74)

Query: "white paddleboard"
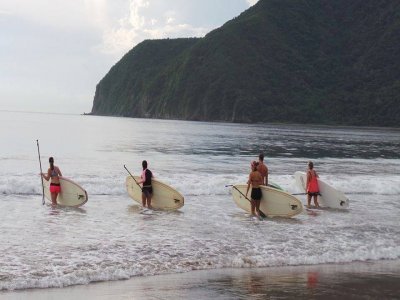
(231, 184, 303, 218)
(294, 171, 349, 209)
(126, 176, 184, 211)
(43, 177, 88, 207)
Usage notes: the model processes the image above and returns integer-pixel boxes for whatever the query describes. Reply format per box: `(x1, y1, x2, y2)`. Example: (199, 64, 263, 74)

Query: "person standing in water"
(41, 157, 62, 205)
(257, 153, 268, 186)
(137, 160, 153, 209)
(306, 161, 320, 208)
(246, 161, 263, 217)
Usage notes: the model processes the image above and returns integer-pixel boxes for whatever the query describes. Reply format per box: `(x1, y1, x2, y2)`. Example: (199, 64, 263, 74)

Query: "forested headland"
(90, 0, 400, 127)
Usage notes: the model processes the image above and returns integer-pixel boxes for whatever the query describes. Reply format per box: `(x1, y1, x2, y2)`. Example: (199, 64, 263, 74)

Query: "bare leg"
(250, 199, 256, 216)
(51, 192, 58, 206)
(307, 194, 311, 208)
(141, 193, 146, 208)
(147, 194, 153, 209)
(255, 200, 261, 217)
(313, 195, 320, 208)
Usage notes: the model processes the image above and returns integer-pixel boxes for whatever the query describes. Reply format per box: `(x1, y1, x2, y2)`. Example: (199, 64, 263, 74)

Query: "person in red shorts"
(41, 157, 62, 205)
(306, 161, 320, 208)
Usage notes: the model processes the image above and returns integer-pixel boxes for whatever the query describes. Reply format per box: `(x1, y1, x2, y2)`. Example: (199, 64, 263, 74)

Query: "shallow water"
(0, 111, 399, 290)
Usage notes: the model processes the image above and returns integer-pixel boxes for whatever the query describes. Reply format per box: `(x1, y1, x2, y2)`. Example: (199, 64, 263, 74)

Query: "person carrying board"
(137, 160, 153, 209)
(41, 157, 62, 206)
(306, 161, 320, 208)
(257, 153, 268, 186)
(246, 161, 264, 217)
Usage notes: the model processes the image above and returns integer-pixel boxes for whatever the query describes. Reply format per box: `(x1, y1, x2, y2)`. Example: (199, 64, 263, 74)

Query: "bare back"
(257, 162, 268, 185)
(47, 166, 62, 184)
(248, 170, 263, 188)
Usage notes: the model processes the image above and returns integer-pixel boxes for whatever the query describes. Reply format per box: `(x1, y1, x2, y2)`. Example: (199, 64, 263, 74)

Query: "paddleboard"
(126, 176, 184, 210)
(43, 177, 88, 207)
(294, 171, 349, 209)
(231, 184, 303, 218)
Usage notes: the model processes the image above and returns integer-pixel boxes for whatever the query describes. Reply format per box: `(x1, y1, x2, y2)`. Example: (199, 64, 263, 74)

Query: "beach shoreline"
(2, 259, 399, 299)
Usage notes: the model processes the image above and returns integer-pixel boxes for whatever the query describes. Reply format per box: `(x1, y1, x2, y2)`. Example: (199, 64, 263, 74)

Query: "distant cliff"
(91, 0, 400, 127)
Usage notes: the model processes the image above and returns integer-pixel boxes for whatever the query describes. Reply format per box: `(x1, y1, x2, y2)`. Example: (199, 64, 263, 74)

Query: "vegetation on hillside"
(91, 0, 400, 127)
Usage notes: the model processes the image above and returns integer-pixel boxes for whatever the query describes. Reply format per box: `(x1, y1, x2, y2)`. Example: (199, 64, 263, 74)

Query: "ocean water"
(0, 110, 399, 291)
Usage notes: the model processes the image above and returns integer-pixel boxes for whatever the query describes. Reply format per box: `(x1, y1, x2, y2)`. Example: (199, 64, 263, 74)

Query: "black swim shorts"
(251, 187, 262, 201)
(307, 192, 319, 197)
(142, 186, 153, 197)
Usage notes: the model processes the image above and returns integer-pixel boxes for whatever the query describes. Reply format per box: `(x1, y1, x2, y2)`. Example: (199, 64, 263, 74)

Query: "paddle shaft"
(36, 140, 45, 205)
(227, 185, 267, 218)
(124, 165, 143, 191)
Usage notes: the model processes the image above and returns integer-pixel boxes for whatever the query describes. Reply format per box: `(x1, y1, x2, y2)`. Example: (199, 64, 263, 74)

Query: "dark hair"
(308, 161, 314, 169)
(142, 160, 148, 170)
(49, 157, 54, 170)
(259, 153, 264, 161)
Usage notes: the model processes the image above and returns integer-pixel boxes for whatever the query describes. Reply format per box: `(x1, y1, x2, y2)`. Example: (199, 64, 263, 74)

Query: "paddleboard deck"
(43, 177, 88, 207)
(126, 176, 184, 211)
(231, 184, 303, 218)
(294, 171, 349, 209)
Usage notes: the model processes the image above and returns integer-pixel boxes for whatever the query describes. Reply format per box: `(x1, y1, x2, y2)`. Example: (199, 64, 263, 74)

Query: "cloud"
(246, 0, 259, 6)
(0, 10, 12, 16)
(97, 0, 255, 57)
(97, 0, 210, 57)
(0, 0, 254, 113)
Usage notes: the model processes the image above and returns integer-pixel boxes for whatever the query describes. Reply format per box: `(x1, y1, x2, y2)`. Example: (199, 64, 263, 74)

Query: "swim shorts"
(251, 187, 262, 201)
(142, 186, 153, 197)
(50, 183, 61, 193)
(307, 192, 319, 197)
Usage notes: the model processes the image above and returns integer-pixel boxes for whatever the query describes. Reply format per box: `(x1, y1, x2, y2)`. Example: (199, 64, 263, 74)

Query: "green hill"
(90, 0, 400, 127)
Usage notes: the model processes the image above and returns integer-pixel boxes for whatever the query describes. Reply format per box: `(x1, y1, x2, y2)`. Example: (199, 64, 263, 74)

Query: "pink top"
(141, 169, 147, 183)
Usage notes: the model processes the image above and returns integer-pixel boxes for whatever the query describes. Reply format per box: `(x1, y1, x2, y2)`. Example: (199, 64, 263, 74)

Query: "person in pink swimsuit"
(306, 161, 320, 208)
(41, 157, 62, 205)
(137, 160, 153, 209)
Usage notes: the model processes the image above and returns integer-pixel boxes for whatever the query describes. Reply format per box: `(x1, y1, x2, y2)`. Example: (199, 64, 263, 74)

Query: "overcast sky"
(0, 0, 258, 114)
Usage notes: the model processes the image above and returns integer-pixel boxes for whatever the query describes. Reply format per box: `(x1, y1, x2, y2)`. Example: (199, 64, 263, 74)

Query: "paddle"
(226, 185, 267, 218)
(123, 165, 142, 191)
(36, 140, 45, 205)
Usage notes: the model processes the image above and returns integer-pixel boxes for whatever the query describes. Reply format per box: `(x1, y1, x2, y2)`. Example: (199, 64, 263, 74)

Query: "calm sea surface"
(0, 110, 399, 290)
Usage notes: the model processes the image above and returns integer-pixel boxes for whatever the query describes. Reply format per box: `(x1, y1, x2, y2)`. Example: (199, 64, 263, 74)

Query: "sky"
(0, 0, 258, 114)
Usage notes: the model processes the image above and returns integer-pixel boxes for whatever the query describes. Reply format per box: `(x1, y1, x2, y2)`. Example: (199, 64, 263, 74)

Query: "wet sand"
(2, 260, 399, 299)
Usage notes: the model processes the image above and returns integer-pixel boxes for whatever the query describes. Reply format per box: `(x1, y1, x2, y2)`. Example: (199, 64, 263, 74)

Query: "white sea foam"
(1, 173, 399, 198)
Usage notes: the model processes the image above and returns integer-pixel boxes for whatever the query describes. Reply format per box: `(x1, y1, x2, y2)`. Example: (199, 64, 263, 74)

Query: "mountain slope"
(90, 0, 400, 126)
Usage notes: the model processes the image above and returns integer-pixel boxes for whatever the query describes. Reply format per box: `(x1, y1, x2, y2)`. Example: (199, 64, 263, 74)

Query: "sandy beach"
(2, 260, 399, 299)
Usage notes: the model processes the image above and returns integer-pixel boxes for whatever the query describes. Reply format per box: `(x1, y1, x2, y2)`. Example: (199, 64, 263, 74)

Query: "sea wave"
(0, 244, 399, 291)
(1, 173, 400, 197)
